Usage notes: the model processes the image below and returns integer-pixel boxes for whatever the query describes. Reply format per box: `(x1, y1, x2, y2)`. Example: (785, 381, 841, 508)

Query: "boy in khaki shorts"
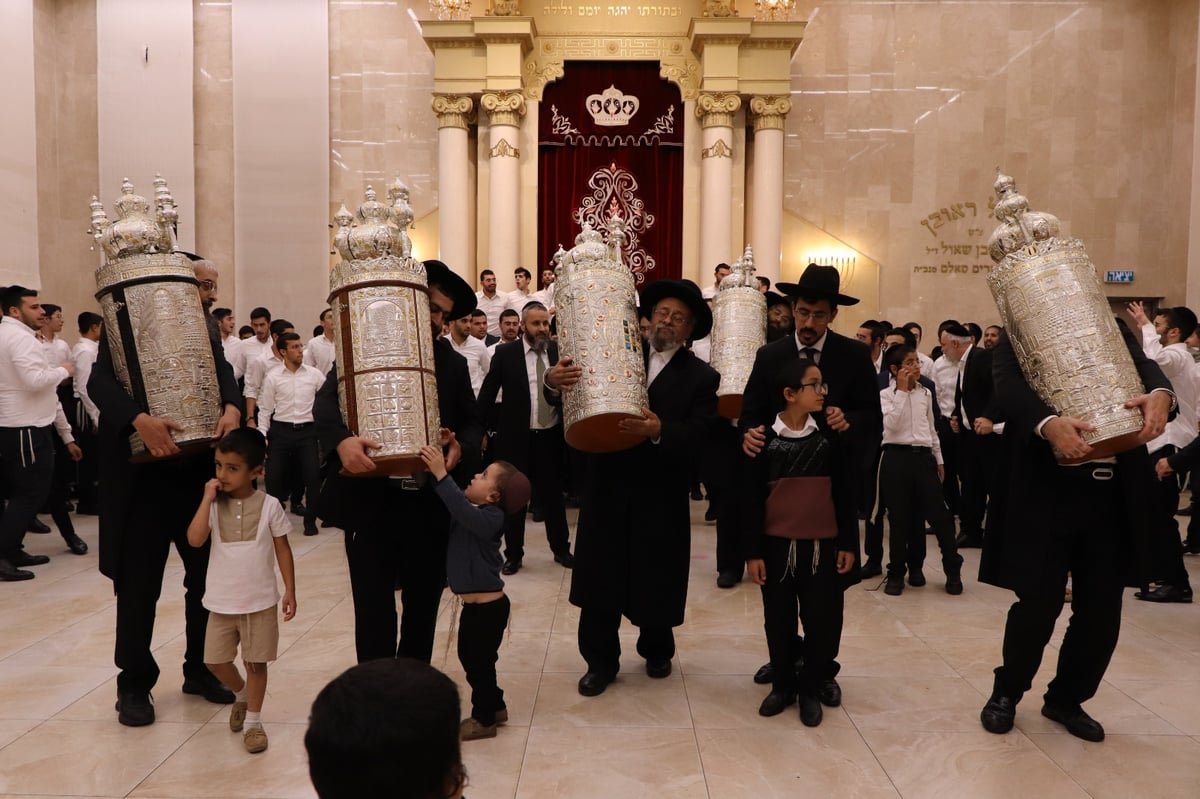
(187, 428, 296, 753)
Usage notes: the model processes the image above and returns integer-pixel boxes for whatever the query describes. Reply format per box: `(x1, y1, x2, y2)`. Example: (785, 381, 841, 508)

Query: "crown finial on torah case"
(985, 172, 1145, 463)
(712, 245, 766, 419)
(328, 182, 438, 476)
(553, 215, 648, 452)
(88, 176, 222, 462)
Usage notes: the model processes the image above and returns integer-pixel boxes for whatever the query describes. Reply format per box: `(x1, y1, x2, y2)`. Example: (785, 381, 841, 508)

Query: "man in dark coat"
(89, 256, 243, 726)
(477, 301, 573, 573)
(315, 260, 482, 665)
(547, 280, 719, 697)
(979, 327, 1173, 742)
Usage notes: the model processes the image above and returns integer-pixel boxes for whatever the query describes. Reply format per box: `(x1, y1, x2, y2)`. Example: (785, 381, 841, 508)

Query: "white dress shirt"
(0, 316, 70, 427)
(244, 352, 284, 400)
(475, 291, 510, 337)
(72, 337, 101, 428)
(41, 336, 71, 372)
(880, 380, 943, 464)
(691, 336, 711, 363)
(772, 411, 819, 439)
(524, 340, 560, 429)
(222, 335, 243, 379)
(647, 344, 681, 386)
(506, 289, 533, 315)
(258, 363, 325, 436)
(917, 351, 935, 377)
(528, 286, 555, 311)
(933, 354, 959, 418)
(303, 334, 336, 377)
(1140, 323, 1199, 452)
(793, 331, 829, 363)
(234, 337, 274, 382)
(449, 333, 491, 398)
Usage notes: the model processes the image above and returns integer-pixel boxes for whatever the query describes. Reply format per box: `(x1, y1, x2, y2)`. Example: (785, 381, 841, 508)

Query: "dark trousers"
(457, 595, 510, 725)
(1188, 466, 1200, 549)
(0, 425, 56, 559)
(713, 485, 744, 575)
(957, 428, 994, 537)
(863, 451, 885, 566)
(73, 410, 100, 512)
(936, 416, 961, 515)
(1149, 446, 1190, 587)
(47, 435, 76, 539)
(114, 461, 212, 693)
(760, 536, 843, 695)
(993, 467, 1125, 707)
(265, 423, 321, 525)
(577, 605, 674, 676)
(343, 485, 448, 664)
(879, 447, 961, 578)
(502, 429, 570, 562)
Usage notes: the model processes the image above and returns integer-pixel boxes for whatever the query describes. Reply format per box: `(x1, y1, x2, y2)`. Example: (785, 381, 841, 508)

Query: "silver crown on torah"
(333, 178, 416, 262)
(986, 171, 1145, 458)
(89, 175, 179, 262)
(712, 245, 766, 418)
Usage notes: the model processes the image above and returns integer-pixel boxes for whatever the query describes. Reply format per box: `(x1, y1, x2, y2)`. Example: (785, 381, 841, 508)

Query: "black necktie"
(801, 347, 819, 364)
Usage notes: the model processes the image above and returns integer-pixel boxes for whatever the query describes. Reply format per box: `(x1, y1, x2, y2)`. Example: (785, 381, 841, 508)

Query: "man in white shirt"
(932, 321, 964, 517)
(0, 286, 75, 580)
(475, 270, 508, 337)
(304, 307, 337, 377)
(213, 308, 242, 379)
(856, 321, 885, 374)
(233, 307, 274, 382)
(700, 262, 732, 301)
(447, 313, 491, 398)
(245, 318, 294, 427)
(528, 267, 557, 312)
(72, 311, 103, 515)
(38, 303, 72, 368)
(505, 267, 534, 315)
(259, 332, 326, 536)
(1128, 302, 1197, 603)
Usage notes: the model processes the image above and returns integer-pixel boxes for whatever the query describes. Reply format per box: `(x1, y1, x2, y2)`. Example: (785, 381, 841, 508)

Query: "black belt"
(1058, 462, 1117, 481)
(882, 444, 931, 452)
(272, 421, 313, 430)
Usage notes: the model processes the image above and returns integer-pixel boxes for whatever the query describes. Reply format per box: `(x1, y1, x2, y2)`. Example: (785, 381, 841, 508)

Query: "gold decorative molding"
(749, 95, 791, 132)
(485, 0, 521, 15)
(480, 90, 527, 127)
(489, 137, 520, 159)
(523, 57, 565, 101)
(431, 94, 476, 130)
(696, 92, 742, 128)
(659, 57, 701, 102)
(701, 138, 733, 159)
(702, 0, 738, 17)
(522, 38, 699, 101)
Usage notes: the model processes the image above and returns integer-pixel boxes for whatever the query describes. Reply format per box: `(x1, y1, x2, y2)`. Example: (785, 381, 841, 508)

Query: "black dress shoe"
(1135, 583, 1193, 603)
(945, 574, 963, 595)
(1184, 540, 1200, 554)
(183, 673, 235, 704)
(1041, 702, 1105, 742)
(501, 559, 522, 575)
(799, 694, 823, 727)
(290, 502, 307, 515)
(321, 520, 335, 528)
(757, 689, 796, 717)
(645, 658, 672, 678)
(10, 550, 49, 567)
(908, 570, 927, 587)
(980, 694, 1016, 734)
(0, 559, 35, 581)
(303, 521, 319, 536)
(689, 486, 704, 501)
(27, 518, 51, 534)
(860, 560, 882, 579)
(116, 691, 155, 727)
(818, 678, 841, 707)
(704, 505, 718, 522)
(64, 533, 88, 555)
(884, 576, 904, 595)
(553, 551, 574, 568)
(577, 671, 615, 696)
(716, 570, 741, 589)
(753, 662, 774, 685)
(955, 532, 983, 548)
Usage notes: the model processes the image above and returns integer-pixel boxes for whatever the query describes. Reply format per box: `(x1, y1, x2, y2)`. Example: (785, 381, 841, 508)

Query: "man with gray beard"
(478, 302, 573, 573)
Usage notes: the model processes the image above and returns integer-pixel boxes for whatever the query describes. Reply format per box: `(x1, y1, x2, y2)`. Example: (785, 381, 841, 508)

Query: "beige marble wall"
(786, 0, 1198, 336)
(33, 0, 100, 340)
(1, 1, 40, 289)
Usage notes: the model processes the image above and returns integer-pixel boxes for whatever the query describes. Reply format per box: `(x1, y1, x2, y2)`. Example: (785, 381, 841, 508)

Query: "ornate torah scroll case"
(89, 176, 223, 461)
(711, 245, 766, 419)
(552, 216, 649, 452)
(986, 172, 1145, 461)
(329, 180, 441, 476)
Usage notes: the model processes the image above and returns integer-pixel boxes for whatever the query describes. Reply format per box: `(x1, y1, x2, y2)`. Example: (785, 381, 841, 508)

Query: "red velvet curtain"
(538, 61, 683, 288)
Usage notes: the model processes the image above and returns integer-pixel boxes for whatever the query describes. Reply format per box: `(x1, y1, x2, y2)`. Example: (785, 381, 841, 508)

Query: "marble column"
(749, 95, 791, 286)
(697, 92, 741, 269)
(432, 94, 475, 273)
(480, 90, 525, 277)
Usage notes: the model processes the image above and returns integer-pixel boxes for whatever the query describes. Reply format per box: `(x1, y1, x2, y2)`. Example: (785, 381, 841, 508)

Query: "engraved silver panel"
(711, 246, 765, 415)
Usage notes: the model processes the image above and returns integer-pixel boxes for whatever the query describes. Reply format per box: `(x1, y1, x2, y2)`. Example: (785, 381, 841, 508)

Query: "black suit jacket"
(478, 339, 561, 469)
(958, 344, 1001, 423)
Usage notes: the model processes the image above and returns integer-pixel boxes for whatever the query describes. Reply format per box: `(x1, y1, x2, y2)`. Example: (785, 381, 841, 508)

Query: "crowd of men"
(0, 253, 1194, 742)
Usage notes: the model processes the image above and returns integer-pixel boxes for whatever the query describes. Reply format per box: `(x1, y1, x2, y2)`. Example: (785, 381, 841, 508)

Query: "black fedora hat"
(423, 259, 477, 321)
(776, 263, 860, 307)
(639, 278, 713, 340)
(764, 290, 791, 309)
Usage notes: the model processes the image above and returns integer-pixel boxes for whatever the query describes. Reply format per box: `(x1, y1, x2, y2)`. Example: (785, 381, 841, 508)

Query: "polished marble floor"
(1, 502, 1199, 798)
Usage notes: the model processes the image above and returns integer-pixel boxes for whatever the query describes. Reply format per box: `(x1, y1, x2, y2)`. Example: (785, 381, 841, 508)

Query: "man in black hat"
(546, 279, 719, 697)
(739, 263, 878, 698)
(764, 291, 794, 342)
(315, 260, 482, 665)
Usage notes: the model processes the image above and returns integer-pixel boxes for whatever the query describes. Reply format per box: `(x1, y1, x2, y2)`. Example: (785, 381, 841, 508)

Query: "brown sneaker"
(460, 717, 497, 741)
(243, 725, 268, 753)
(229, 701, 248, 732)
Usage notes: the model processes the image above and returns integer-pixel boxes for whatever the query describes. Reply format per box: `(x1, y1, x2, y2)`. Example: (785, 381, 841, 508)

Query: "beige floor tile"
(675, 633, 767, 676)
(1106, 679, 1200, 735)
(131, 722, 317, 798)
(532, 672, 692, 729)
(839, 675, 991, 731)
(0, 719, 39, 750)
(517, 727, 705, 798)
(685, 674, 854, 730)
(862, 729, 1091, 799)
(273, 624, 357, 674)
(1028, 733, 1200, 799)
(55, 676, 225, 724)
(1008, 681, 1182, 736)
(837, 635, 958, 677)
(0, 663, 115, 720)
(542, 631, 650, 674)
(460, 724, 529, 799)
(1102, 627, 1194, 682)
(449, 671, 542, 728)
(0, 719, 200, 796)
(696, 726, 900, 798)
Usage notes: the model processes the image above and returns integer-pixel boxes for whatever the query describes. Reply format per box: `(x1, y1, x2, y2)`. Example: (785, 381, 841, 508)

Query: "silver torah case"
(985, 172, 1144, 462)
(711, 245, 766, 419)
(553, 217, 649, 453)
(89, 177, 223, 461)
(329, 180, 440, 477)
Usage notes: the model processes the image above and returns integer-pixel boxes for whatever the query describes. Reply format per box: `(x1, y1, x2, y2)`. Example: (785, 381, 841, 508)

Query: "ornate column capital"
(431, 94, 475, 130)
(480, 90, 527, 128)
(696, 92, 742, 129)
(749, 95, 792, 132)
